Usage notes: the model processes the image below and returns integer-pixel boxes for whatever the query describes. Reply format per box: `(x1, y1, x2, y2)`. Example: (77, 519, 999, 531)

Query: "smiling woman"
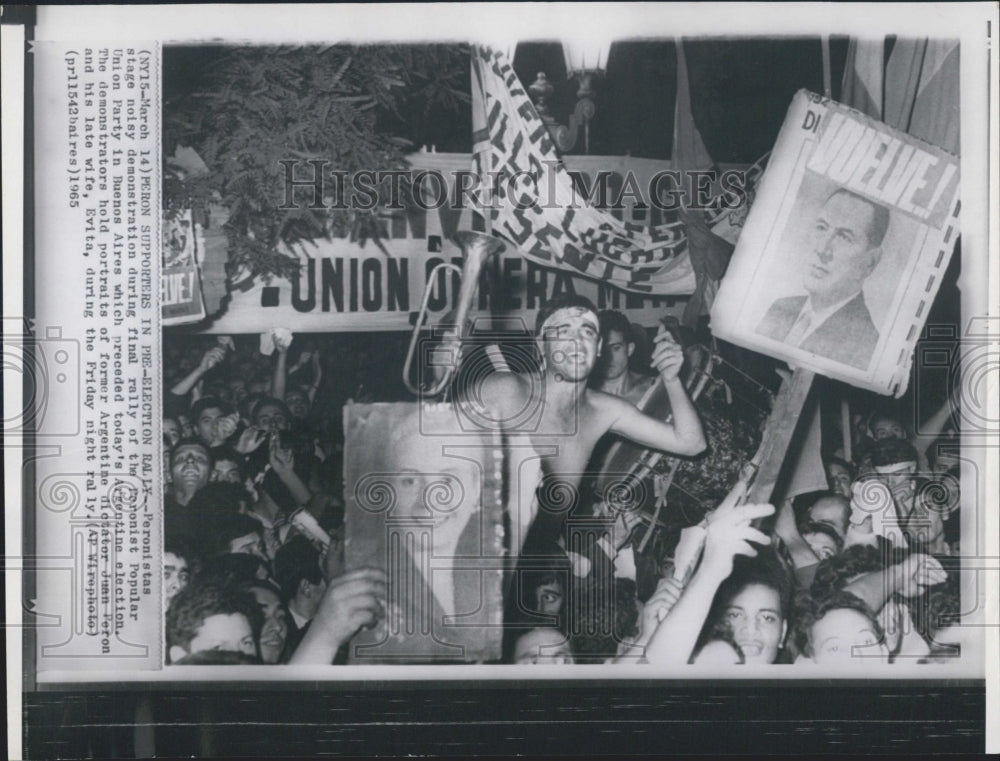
(701, 553, 793, 665)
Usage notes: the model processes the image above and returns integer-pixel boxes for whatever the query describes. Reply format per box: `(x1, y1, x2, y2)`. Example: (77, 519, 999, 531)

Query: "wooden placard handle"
(746, 367, 815, 506)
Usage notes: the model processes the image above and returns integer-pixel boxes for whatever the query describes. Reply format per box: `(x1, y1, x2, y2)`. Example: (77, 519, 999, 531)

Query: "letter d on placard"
(802, 110, 821, 133)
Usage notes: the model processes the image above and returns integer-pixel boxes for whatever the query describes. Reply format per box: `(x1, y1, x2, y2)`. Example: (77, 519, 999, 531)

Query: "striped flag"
(841, 37, 885, 119)
(470, 45, 696, 296)
(884, 38, 960, 155)
(842, 36, 959, 155)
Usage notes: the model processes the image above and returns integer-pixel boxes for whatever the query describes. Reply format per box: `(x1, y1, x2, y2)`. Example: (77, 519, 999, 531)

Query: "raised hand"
(214, 412, 239, 443)
(896, 553, 948, 598)
(640, 576, 686, 638)
(273, 329, 293, 354)
(701, 479, 774, 580)
(235, 426, 267, 455)
(650, 325, 685, 383)
(199, 346, 226, 373)
(269, 432, 295, 475)
(310, 568, 386, 649)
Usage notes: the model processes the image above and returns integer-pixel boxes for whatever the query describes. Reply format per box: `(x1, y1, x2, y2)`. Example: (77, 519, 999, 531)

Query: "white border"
(12, 2, 998, 754)
(2, 22, 26, 761)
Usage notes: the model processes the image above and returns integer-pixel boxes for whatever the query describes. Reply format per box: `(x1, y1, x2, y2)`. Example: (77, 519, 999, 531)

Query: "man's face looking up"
(539, 307, 601, 382)
(171, 444, 211, 493)
(803, 192, 881, 308)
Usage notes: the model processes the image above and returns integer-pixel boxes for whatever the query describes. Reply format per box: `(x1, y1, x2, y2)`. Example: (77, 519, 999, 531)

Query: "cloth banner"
(672, 39, 734, 326)
(842, 37, 959, 155)
(470, 45, 696, 296)
(841, 37, 886, 120)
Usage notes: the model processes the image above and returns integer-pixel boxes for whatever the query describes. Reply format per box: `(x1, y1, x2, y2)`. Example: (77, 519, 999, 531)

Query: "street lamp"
(526, 38, 613, 154)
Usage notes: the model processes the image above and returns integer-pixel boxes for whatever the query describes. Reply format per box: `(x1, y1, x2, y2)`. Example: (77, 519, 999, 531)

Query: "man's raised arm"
(610, 328, 706, 456)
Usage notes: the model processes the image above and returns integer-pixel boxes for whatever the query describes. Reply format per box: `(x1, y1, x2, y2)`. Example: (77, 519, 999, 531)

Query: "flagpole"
(822, 36, 832, 98)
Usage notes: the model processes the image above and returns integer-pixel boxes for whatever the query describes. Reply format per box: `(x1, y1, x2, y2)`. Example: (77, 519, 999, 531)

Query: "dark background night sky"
(162, 37, 850, 165)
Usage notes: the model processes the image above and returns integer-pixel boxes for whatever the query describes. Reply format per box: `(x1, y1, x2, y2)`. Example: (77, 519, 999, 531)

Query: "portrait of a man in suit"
(756, 188, 891, 369)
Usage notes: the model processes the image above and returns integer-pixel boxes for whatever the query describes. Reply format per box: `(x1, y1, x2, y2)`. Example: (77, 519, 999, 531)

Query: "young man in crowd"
(593, 310, 655, 405)
(477, 295, 706, 556)
(273, 535, 328, 655)
(166, 581, 262, 665)
(164, 536, 195, 606)
(165, 439, 213, 511)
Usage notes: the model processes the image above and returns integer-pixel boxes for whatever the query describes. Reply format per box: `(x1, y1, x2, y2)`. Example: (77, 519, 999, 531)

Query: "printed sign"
(712, 90, 960, 396)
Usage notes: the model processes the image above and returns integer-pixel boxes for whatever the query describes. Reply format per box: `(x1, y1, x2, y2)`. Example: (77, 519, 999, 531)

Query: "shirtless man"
(478, 295, 707, 553)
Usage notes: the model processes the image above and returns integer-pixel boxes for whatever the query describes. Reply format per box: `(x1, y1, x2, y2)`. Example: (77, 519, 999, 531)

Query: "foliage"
(164, 45, 469, 280)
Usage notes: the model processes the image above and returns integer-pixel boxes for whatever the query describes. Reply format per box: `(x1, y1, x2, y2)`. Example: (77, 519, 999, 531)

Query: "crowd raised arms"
(160, 303, 960, 667)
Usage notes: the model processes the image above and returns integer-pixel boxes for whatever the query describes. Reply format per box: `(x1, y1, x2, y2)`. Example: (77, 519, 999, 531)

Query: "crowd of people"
(161, 296, 964, 668)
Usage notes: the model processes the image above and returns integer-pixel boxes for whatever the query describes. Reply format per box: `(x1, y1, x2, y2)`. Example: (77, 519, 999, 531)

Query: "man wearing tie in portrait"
(756, 189, 890, 370)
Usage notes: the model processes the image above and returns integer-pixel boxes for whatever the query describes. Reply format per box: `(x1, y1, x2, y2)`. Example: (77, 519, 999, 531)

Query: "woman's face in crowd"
(163, 551, 189, 603)
(250, 586, 289, 665)
(534, 580, 564, 616)
(513, 628, 573, 664)
(810, 607, 886, 665)
(723, 583, 785, 664)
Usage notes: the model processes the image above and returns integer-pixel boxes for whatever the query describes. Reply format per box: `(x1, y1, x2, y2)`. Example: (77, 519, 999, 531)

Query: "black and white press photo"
(8, 3, 997, 757)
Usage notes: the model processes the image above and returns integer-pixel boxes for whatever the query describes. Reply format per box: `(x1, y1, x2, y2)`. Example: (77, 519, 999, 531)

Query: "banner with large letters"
(195, 153, 731, 334)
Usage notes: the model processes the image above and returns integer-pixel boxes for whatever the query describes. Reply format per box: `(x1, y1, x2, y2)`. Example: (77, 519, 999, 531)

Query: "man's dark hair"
(251, 396, 292, 425)
(708, 551, 793, 630)
(800, 520, 845, 553)
(187, 481, 248, 516)
(826, 455, 855, 480)
(795, 589, 884, 659)
(913, 574, 960, 644)
(170, 437, 213, 468)
(569, 577, 639, 664)
(206, 513, 264, 557)
(191, 396, 235, 421)
(212, 446, 246, 477)
(809, 544, 883, 604)
(172, 649, 261, 666)
(165, 534, 200, 574)
(828, 188, 891, 248)
(597, 310, 633, 342)
(239, 392, 267, 423)
(534, 295, 599, 335)
(802, 494, 851, 531)
(273, 535, 323, 603)
(166, 581, 263, 660)
(870, 437, 920, 469)
(197, 553, 269, 588)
